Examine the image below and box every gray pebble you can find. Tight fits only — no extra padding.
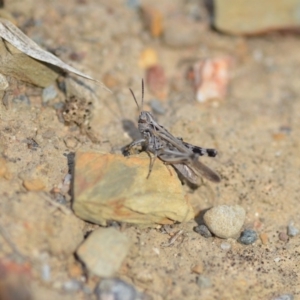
[63,280,82,293]
[196,275,211,289]
[42,85,58,103]
[53,102,65,110]
[272,294,294,300]
[126,0,140,9]
[95,278,140,300]
[41,263,51,282]
[12,94,30,105]
[149,99,166,115]
[194,224,212,238]
[203,205,246,238]
[238,229,257,245]
[287,222,299,237]
[54,193,67,205]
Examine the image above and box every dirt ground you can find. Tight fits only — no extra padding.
[0,0,300,299]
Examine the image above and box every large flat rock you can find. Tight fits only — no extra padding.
[73,152,194,225]
[214,0,300,35]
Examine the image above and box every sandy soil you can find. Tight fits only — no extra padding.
[0,0,300,299]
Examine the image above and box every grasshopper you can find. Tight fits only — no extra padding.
[126,80,221,185]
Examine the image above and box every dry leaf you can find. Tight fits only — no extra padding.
[0,18,96,82]
[0,38,59,87]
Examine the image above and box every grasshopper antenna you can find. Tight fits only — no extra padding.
[141,78,144,111]
[129,88,140,112]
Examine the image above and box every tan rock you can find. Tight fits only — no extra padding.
[23,178,45,191]
[138,48,158,69]
[73,152,194,225]
[140,5,163,38]
[68,261,83,278]
[191,262,204,274]
[214,0,300,35]
[77,227,131,277]
[259,232,269,245]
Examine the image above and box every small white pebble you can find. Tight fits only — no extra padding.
[274,257,281,263]
[41,263,51,282]
[287,222,299,237]
[153,247,160,255]
[253,49,263,61]
[220,242,231,251]
[63,280,81,292]
[64,173,72,185]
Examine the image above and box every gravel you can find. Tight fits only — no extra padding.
[287,222,299,237]
[272,294,294,300]
[95,278,142,300]
[12,94,30,105]
[42,85,58,103]
[279,232,289,242]
[194,224,213,238]
[238,229,258,245]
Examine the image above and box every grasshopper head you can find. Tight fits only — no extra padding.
[138,111,153,132]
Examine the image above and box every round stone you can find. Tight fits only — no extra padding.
[203,205,246,238]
